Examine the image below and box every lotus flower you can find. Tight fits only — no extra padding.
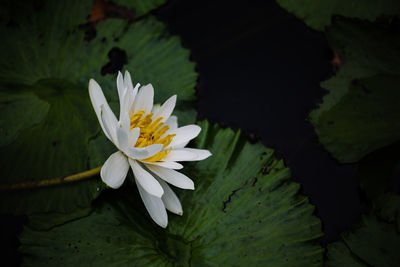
[89,71,211,227]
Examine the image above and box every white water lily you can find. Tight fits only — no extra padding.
[89,71,211,228]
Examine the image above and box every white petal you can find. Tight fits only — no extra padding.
[119,73,136,132]
[132,84,154,115]
[100,151,129,189]
[146,165,194,190]
[89,79,114,141]
[170,148,212,161]
[128,127,140,147]
[129,83,140,117]
[185,148,212,160]
[154,95,176,122]
[174,141,190,149]
[125,144,163,160]
[156,178,183,215]
[120,116,131,134]
[116,71,125,113]
[163,150,198,162]
[168,125,201,148]
[151,104,161,114]
[135,179,168,228]
[144,161,183,170]
[119,89,132,131]
[100,104,119,147]
[116,127,128,151]
[140,144,165,158]
[129,159,164,197]
[165,115,178,130]
[123,70,134,92]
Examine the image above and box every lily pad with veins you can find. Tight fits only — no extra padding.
[276,0,400,31]
[0,0,197,216]
[309,18,400,163]
[20,121,324,266]
[326,194,400,267]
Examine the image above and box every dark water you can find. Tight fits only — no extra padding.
[157,0,361,243]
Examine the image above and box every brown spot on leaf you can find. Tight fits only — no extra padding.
[88,0,136,26]
[88,0,106,24]
[331,49,341,67]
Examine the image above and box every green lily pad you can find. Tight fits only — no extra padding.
[0,0,197,216]
[326,199,400,267]
[310,18,400,163]
[0,0,92,85]
[20,121,324,266]
[276,0,400,31]
[312,74,400,163]
[0,90,49,147]
[28,207,92,231]
[325,241,365,267]
[0,0,196,106]
[311,18,400,119]
[373,193,400,231]
[0,80,105,215]
[95,17,197,111]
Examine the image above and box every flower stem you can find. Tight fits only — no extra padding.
[0,166,102,191]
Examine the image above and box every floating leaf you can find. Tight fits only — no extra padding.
[373,193,400,230]
[0,80,104,215]
[311,18,400,119]
[276,0,400,31]
[93,18,198,113]
[0,0,197,216]
[312,74,400,163]
[0,0,196,108]
[27,207,92,231]
[0,0,93,85]
[0,90,49,147]
[20,121,324,266]
[310,18,400,163]
[325,241,365,267]
[326,200,400,267]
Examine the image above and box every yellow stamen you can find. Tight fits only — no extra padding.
[143,147,172,162]
[130,111,145,129]
[130,110,176,162]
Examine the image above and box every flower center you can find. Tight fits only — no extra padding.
[130,110,175,162]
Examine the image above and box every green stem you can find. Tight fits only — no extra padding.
[0,166,102,191]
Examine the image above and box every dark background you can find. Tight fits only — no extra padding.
[2,0,364,265]
[157,0,361,243]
